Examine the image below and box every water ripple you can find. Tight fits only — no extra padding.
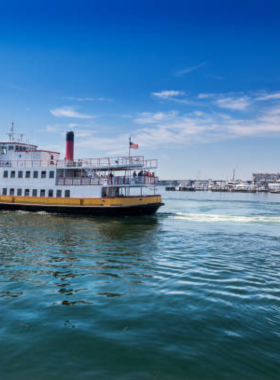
[0,192,280,379]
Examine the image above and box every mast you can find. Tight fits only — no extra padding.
[128,137,131,159]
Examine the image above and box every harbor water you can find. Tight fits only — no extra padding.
[1,189,280,379]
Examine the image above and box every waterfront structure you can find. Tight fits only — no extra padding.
[253,173,280,185]
[268,182,280,193]
[0,129,163,215]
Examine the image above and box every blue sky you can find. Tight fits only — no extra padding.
[1,0,280,179]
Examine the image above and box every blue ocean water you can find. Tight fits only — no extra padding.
[0,189,280,379]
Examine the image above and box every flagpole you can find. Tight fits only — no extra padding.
[128,137,131,159]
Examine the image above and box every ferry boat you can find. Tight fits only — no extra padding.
[0,127,163,216]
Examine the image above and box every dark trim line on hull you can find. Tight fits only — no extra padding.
[0,202,164,216]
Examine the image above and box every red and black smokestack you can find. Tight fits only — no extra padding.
[65,131,74,161]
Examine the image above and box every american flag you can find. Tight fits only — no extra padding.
[130,141,138,149]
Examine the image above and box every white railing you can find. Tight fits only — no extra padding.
[107,176,158,186]
[56,156,158,169]
[56,175,159,186]
[0,156,158,169]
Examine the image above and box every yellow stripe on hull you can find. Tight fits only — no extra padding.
[0,195,162,207]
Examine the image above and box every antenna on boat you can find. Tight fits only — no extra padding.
[6,122,15,141]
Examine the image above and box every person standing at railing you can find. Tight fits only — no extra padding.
[108,172,114,185]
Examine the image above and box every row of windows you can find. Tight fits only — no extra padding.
[1,146,39,154]
[3,170,55,179]
[2,188,70,198]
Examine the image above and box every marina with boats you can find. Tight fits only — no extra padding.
[164,173,280,194]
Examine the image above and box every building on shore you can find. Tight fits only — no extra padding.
[253,173,280,185]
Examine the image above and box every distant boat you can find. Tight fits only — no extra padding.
[165,186,176,191]
[178,182,196,191]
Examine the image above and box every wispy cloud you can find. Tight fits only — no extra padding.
[255,92,280,101]
[215,96,251,110]
[50,106,94,119]
[63,96,113,102]
[152,91,257,110]
[151,90,185,99]
[197,93,214,99]
[131,100,280,147]
[45,91,280,156]
[174,62,206,77]
[45,125,59,133]
[134,111,178,124]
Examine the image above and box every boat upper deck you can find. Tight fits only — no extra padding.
[0,155,158,170]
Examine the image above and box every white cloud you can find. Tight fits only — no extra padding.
[50,106,94,119]
[130,102,280,147]
[151,90,185,99]
[215,96,251,110]
[63,96,113,102]
[45,125,59,133]
[197,93,213,99]
[75,131,93,138]
[45,91,280,157]
[256,92,280,101]
[151,91,253,110]
[174,62,206,77]
[134,111,178,124]
[75,134,128,153]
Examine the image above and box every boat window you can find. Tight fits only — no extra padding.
[2,188,7,195]
[32,189,37,197]
[18,171,23,178]
[8,145,14,150]
[56,190,62,198]
[33,171,38,179]
[40,189,46,197]
[48,189,53,197]
[41,171,47,179]
[3,171,8,178]
[49,171,55,179]
[10,188,15,196]
[101,187,108,197]
[25,189,30,197]
[11,171,16,178]
[25,171,31,179]
[1,147,7,155]
[17,189,22,196]
[65,190,70,198]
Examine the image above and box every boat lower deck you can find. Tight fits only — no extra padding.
[0,195,163,216]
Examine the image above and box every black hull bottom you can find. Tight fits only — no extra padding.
[0,202,163,216]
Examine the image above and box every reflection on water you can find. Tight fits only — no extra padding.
[0,212,160,308]
[1,192,280,380]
